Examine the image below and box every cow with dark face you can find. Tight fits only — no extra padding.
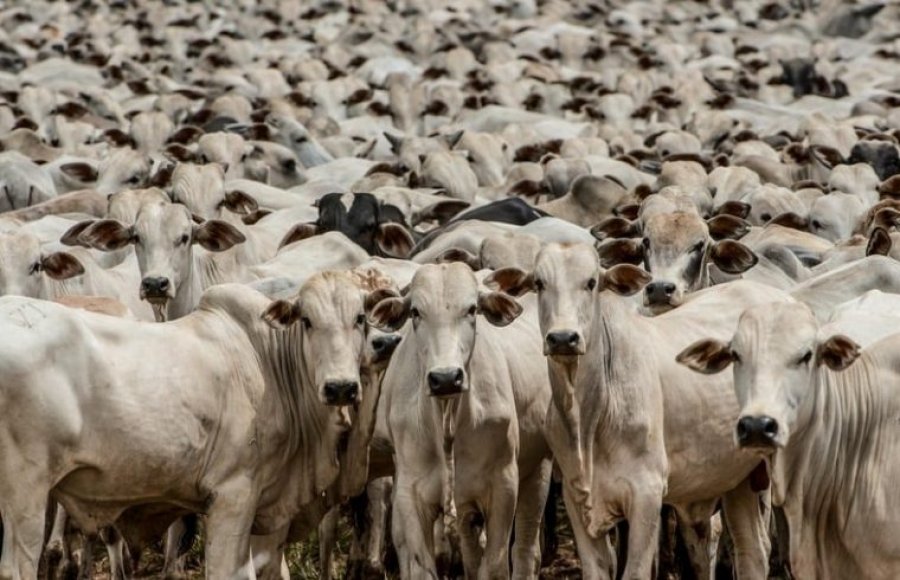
[848,141,900,181]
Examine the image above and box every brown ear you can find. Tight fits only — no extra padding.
[279,223,319,249]
[613,203,641,221]
[816,335,861,371]
[710,240,758,274]
[60,220,95,247]
[707,215,751,241]
[164,144,197,163]
[413,199,470,225]
[222,190,258,215]
[878,175,900,200]
[483,267,534,297]
[715,201,751,219]
[436,248,481,270]
[59,162,98,182]
[241,208,272,225]
[364,288,400,314]
[810,145,844,169]
[596,239,644,267]
[80,219,134,251]
[103,128,136,148]
[375,223,414,258]
[872,207,900,230]
[590,217,641,240]
[768,212,808,231]
[41,252,85,280]
[262,299,301,329]
[602,264,652,296]
[192,220,246,251]
[867,227,892,256]
[166,125,204,145]
[148,163,175,188]
[676,339,735,374]
[368,296,410,331]
[477,291,523,327]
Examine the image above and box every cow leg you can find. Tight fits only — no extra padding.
[163,515,197,579]
[561,485,615,580]
[45,504,67,577]
[619,484,664,580]
[318,507,339,580]
[250,526,289,580]
[73,533,94,580]
[0,485,49,579]
[364,477,391,578]
[480,469,518,579]
[391,477,438,578]
[511,460,551,579]
[457,502,484,577]
[673,502,717,580]
[99,526,127,580]
[203,478,256,580]
[721,478,770,579]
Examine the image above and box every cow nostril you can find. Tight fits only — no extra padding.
[736,416,752,441]
[761,416,778,437]
[159,278,170,291]
[662,282,676,295]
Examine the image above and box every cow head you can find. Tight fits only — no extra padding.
[677,302,860,454]
[170,163,258,221]
[262,271,397,406]
[369,262,522,397]
[485,243,651,359]
[0,230,84,298]
[79,202,244,319]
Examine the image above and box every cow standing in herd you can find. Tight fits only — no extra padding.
[0,0,900,578]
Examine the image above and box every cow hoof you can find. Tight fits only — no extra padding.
[45,542,63,572]
[362,562,385,580]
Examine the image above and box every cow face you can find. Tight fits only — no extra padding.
[263,272,395,406]
[0,231,84,298]
[640,212,711,312]
[80,202,244,319]
[677,303,860,454]
[485,243,650,359]
[95,148,152,195]
[369,263,522,397]
[848,141,900,181]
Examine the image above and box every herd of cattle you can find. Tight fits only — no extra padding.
[1,0,900,578]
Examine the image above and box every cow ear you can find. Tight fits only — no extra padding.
[596,238,644,268]
[368,296,410,332]
[478,291,523,327]
[59,162,98,183]
[811,145,844,169]
[103,128,135,148]
[872,207,900,230]
[867,227,892,256]
[242,208,272,225]
[590,217,640,240]
[816,335,861,371]
[80,220,135,251]
[676,339,735,374]
[602,264,652,295]
[222,190,258,215]
[60,220,95,247]
[483,267,534,297]
[436,248,481,270]
[768,212,809,231]
[383,132,404,154]
[262,299,301,329]
[413,199,470,225]
[279,223,319,249]
[715,201,751,219]
[192,220,246,251]
[148,162,175,188]
[164,144,197,163]
[364,288,400,315]
[376,223,414,258]
[443,130,465,149]
[41,252,85,280]
[711,240,758,274]
[707,215,751,241]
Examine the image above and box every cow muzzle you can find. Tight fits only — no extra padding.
[370,334,401,365]
[322,380,360,406]
[544,330,584,356]
[140,276,172,302]
[644,281,676,307]
[427,367,465,397]
[736,415,779,450]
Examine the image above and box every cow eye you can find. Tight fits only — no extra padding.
[29,262,42,275]
[760,212,772,222]
[798,350,812,365]
[692,242,705,253]
[534,279,545,292]
[301,316,312,330]
[133,234,142,245]
[731,350,741,364]
[126,174,141,185]
[410,307,420,320]
[178,234,190,246]
[811,220,822,230]
[467,305,477,316]
[586,278,597,291]
[355,313,365,326]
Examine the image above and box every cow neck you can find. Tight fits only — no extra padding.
[257,320,343,510]
[776,353,885,575]
[168,249,205,320]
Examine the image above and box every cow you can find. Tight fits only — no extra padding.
[0,271,392,578]
[486,243,788,579]
[677,301,900,579]
[369,262,553,579]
